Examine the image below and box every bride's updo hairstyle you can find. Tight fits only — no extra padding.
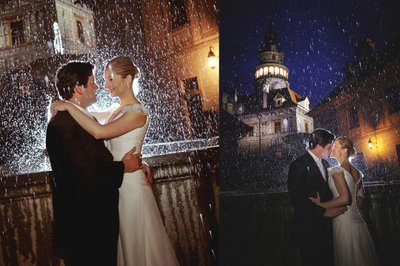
[336,136,356,158]
[105,56,141,81]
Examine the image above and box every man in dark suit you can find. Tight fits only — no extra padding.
[288,128,346,266]
[46,61,141,266]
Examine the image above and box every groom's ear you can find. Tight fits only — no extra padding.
[74,85,84,95]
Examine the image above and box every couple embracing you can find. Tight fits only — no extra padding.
[46,57,179,266]
[288,128,379,266]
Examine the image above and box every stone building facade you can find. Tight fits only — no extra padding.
[141,0,219,138]
[0,0,95,73]
[310,38,400,181]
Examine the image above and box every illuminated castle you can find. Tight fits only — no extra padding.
[236,25,314,151]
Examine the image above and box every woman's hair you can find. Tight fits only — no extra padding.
[336,136,356,157]
[55,61,94,100]
[105,56,140,80]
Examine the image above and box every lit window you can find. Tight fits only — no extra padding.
[279,68,283,76]
[263,66,268,75]
[260,67,263,76]
[274,66,279,75]
[269,66,273,75]
[283,118,289,132]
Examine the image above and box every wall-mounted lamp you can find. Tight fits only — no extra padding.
[368,138,376,149]
[208,46,217,69]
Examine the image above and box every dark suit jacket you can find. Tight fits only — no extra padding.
[287,152,333,264]
[46,111,124,265]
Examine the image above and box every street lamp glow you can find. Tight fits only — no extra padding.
[368,138,373,149]
[208,46,217,69]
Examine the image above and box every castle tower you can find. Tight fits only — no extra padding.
[254,24,289,109]
[237,24,314,152]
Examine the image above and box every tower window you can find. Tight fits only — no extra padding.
[274,120,281,133]
[0,59,6,71]
[396,144,400,166]
[274,95,285,107]
[10,20,25,46]
[262,121,268,136]
[76,20,85,43]
[249,126,254,137]
[387,86,400,114]
[169,0,189,30]
[348,105,359,128]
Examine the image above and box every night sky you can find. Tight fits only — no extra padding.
[220,0,400,105]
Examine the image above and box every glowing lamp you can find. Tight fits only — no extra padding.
[208,46,217,69]
[368,138,374,149]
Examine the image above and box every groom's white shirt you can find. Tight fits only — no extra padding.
[67,101,95,119]
[308,149,327,181]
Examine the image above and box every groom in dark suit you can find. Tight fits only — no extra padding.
[288,128,346,266]
[46,61,141,266]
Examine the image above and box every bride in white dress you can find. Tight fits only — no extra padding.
[309,136,379,266]
[52,56,179,266]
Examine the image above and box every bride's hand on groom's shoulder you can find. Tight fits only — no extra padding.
[50,100,70,115]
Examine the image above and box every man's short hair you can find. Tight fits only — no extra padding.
[55,61,94,100]
[308,128,336,149]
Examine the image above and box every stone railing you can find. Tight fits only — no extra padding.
[0,147,219,266]
[220,184,400,266]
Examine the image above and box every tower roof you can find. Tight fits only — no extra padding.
[256,23,286,77]
[260,23,280,53]
[287,87,304,104]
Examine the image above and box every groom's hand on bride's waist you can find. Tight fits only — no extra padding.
[142,162,154,186]
[323,206,347,218]
[122,147,142,173]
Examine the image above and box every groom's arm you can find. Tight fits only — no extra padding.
[323,207,347,217]
[47,115,124,189]
[288,160,326,220]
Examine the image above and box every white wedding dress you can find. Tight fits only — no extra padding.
[328,166,379,266]
[105,103,179,266]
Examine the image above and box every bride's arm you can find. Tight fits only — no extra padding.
[52,101,146,139]
[309,171,351,209]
